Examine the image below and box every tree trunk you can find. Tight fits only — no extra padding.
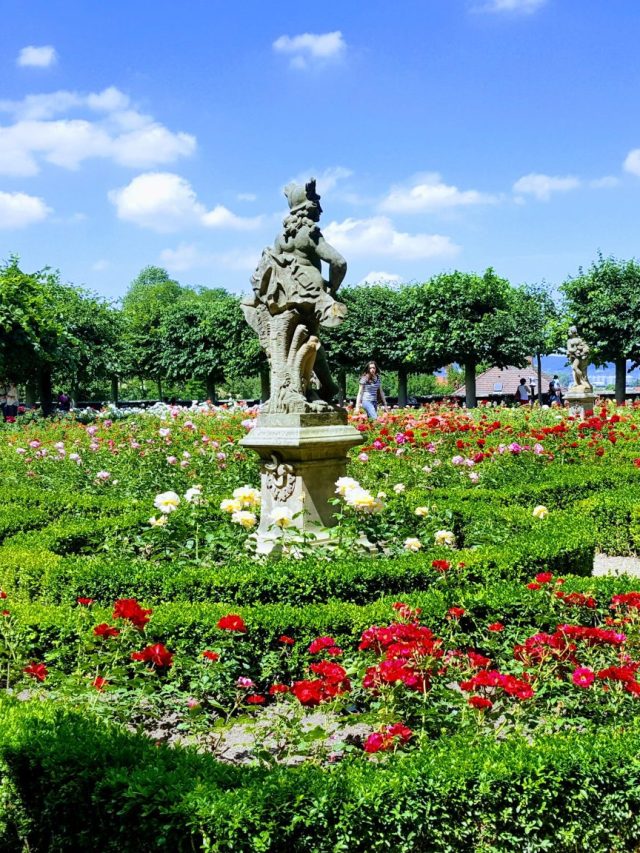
[536,353,543,405]
[260,364,270,403]
[39,366,54,417]
[336,369,347,406]
[157,379,163,402]
[206,375,216,403]
[111,376,119,406]
[464,360,477,409]
[397,366,408,407]
[615,357,627,405]
[25,379,37,406]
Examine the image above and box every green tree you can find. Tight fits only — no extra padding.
[160,288,262,401]
[561,254,640,404]
[413,269,530,408]
[50,285,123,402]
[121,266,183,398]
[325,283,429,404]
[514,283,563,403]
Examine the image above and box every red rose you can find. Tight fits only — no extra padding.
[246,694,266,705]
[447,607,465,620]
[24,662,48,682]
[131,642,174,668]
[0,590,7,599]
[94,623,120,638]
[535,572,553,584]
[468,695,493,710]
[431,559,451,572]
[488,622,504,632]
[202,650,219,661]
[269,683,289,695]
[217,614,247,632]
[308,635,338,655]
[77,597,95,606]
[92,676,108,691]
[113,598,152,629]
[279,635,295,645]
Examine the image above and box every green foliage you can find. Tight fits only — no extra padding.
[3,697,640,851]
[561,253,640,366]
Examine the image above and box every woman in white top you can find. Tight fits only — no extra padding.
[515,377,530,405]
[355,361,388,419]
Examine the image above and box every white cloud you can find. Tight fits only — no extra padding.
[273,31,346,69]
[110,172,262,233]
[358,271,402,286]
[237,192,257,202]
[160,243,259,273]
[476,0,547,13]
[624,149,640,177]
[91,259,110,271]
[288,166,353,200]
[379,172,499,213]
[512,173,581,201]
[17,45,57,68]
[590,176,620,189]
[0,87,195,176]
[323,216,460,260]
[0,190,51,228]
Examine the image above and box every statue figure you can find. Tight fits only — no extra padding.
[566,325,593,392]
[242,178,347,413]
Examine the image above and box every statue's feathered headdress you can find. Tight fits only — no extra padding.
[284,178,321,213]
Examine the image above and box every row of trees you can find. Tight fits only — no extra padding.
[2,254,639,409]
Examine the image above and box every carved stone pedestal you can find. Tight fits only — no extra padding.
[564,386,596,417]
[565,388,596,416]
[240,410,363,554]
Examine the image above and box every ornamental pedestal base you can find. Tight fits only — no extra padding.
[239,411,363,554]
[565,388,596,416]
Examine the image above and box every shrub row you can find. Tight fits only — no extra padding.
[2,698,640,852]
[5,574,635,666]
[0,507,595,606]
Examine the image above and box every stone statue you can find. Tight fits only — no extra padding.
[242,178,347,413]
[566,325,593,393]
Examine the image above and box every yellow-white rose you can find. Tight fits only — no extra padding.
[532,505,549,520]
[154,491,181,514]
[414,506,430,517]
[393,483,406,494]
[271,506,294,528]
[220,498,242,514]
[335,477,360,497]
[404,537,422,552]
[434,529,456,548]
[345,487,379,512]
[184,486,204,504]
[231,510,257,529]
[232,485,261,509]
[148,515,168,527]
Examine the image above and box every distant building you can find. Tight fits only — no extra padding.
[452,363,556,402]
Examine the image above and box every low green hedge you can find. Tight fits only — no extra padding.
[5,574,635,666]
[0,506,595,606]
[2,698,640,852]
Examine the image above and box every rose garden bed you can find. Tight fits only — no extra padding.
[3,403,640,850]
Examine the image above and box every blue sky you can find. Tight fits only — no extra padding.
[2,0,640,301]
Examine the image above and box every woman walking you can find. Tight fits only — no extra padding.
[355,361,387,419]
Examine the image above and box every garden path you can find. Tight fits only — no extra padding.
[593,554,640,577]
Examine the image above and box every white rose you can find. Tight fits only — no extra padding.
[154,491,181,514]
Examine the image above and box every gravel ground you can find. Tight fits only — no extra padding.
[593,554,640,577]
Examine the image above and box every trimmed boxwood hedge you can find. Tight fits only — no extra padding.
[2,697,640,852]
[4,574,634,667]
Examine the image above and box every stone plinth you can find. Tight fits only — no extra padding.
[240,410,363,553]
[565,387,596,415]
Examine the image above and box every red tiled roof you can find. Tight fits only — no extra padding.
[453,364,557,398]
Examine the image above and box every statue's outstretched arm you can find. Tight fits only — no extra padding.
[315,236,347,294]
